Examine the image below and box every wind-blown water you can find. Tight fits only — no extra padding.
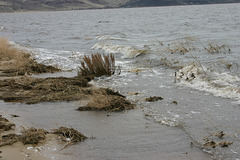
[0,3,240,159]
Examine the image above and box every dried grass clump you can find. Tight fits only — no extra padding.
[78,89,135,112]
[19,127,48,145]
[78,53,116,77]
[52,127,87,144]
[0,134,19,147]
[0,115,15,131]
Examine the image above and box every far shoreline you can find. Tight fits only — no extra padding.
[0,2,239,14]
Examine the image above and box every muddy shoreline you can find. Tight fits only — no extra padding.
[0,38,135,159]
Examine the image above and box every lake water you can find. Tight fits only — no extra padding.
[0,3,240,159]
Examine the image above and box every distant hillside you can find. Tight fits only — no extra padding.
[0,0,239,12]
[121,0,240,7]
[0,0,130,12]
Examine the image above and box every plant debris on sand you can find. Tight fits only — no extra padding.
[0,37,60,77]
[19,127,48,145]
[52,127,87,144]
[145,96,164,102]
[0,116,87,149]
[0,115,15,131]
[77,88,135,112]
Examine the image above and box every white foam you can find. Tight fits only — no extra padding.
[11,42,85,71]
[92,42,144,59]
[176,63,240,104]
[96,35,130,41]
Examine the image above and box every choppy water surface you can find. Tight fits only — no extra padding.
[0,3,240,159]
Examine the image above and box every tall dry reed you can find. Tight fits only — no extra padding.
[78,53,116,77]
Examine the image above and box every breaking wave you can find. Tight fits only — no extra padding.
[92,42,147,59]
[10,41,85,71]
[176,63,240,104]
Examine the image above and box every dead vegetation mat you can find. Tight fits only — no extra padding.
[52,127,87,143]
[0,76,91,104]
[0,116,87,148]
[0,115,15,132]
[0,75,135,111]
[78,88,135,112]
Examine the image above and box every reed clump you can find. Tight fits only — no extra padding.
[78,53,116,77]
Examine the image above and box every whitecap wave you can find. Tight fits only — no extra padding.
[176,63,240,104]
[10,41,84,71]
[92,42,146,59]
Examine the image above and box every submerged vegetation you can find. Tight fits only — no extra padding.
[204,43,231,54]
[78,53,116,77]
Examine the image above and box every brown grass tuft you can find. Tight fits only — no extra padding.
[78,88,135,112]
[78,53,116,77]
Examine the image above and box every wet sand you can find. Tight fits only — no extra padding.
[0,100,211,160]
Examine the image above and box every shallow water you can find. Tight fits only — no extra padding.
[0,100,211,160]
[1,3,240,159]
